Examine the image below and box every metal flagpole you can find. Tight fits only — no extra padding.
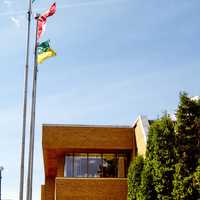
[26,13,39,200]
[0,167,3,200]
[19,0,32,199]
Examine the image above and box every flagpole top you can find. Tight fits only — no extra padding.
[35,13,40,19]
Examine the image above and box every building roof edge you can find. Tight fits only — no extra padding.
[42,123,132,129]
[132,115,150,144]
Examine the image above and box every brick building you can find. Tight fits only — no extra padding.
[41,116,149,200]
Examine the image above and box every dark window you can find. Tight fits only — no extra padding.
[102,154,117,177]
[64,153,129,178]
[88,153,102,177]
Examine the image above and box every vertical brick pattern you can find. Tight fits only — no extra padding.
[57,156,64,177]
[45,177,55,200]
[41,185,45,200]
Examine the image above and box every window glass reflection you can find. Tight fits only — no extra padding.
[64,154,73,177]
[88,154,102,177]
[103,154,117,177]
[64,153,129,178]
[74,153,87,177]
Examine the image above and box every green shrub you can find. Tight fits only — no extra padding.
[128,156,144,200]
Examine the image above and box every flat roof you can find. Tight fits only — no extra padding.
[42,124,132,129]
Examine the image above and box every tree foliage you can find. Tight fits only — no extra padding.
[138,160,157,200]
[173,93,200,199]
[145,115,176,200]
[128,155,144,200]
[127,92,200,200]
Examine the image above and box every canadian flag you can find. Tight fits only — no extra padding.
[37,2,56,40]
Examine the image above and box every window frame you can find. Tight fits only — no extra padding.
[64,152,130,178]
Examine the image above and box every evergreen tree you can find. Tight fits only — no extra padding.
[193,160,200,197]
[173,93,200,199]
[145,115,176,200]
[138,160,157,200]
[128,156,144,200]
[127,92,200,200]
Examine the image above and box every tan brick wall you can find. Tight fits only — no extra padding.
[43,125,134,176]
[118,157,125,178]
[57,156,64,177]
[45,177,55,200]
[55,178,128,200]
[43,126,133,151]
[132,129,137,159]
[134,120,146,156]
[41,122,148,200]
[41,185,45,200]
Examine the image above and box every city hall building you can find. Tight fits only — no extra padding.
[41,116,149,200]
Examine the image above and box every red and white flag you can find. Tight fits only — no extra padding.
[37,2,56,40]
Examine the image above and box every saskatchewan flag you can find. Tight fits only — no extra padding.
[37,40,56,64]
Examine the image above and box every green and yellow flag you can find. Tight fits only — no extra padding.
[37,40,56,64]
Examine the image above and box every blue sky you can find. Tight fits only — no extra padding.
[0,0,200,199]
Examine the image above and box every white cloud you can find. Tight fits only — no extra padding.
[10,16,21,27]
[57,0,125,9]
[3,0,12,8]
